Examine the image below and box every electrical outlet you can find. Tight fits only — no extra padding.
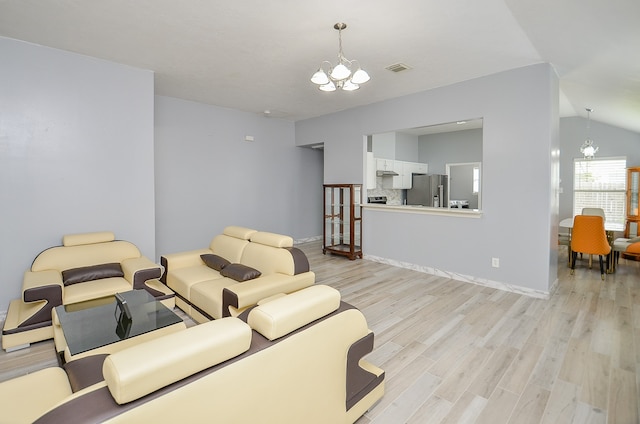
[492,257,500,268]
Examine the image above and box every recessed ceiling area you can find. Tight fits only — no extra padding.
[0,0,638,133]
[399,119,484,137]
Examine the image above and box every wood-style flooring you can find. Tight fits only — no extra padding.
[1,241,639,423]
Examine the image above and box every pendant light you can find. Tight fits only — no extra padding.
[580,108,599,159]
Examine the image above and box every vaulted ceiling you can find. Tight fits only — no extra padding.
[1,0,639,133]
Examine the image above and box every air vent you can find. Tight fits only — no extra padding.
[385,63,412,73]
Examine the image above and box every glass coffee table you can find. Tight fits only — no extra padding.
[53,290,185,363]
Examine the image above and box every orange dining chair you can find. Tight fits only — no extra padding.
[581,207,605,266]
[570,215,611,280]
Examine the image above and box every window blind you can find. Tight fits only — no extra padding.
[573,157,626,225]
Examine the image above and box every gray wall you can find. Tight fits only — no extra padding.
[559,117,640,221]
[0,37,324,319]
[296,63,559,294]
[154,96,323,256]
[0,37,156,314]
[419,128,483,174]
[371,132,395,158]
[395,132,420,161]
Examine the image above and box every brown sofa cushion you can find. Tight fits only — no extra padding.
[220,263,261,282]
[200,254,230,271]
[62,263,124,286]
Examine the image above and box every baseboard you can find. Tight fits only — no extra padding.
[364,254,551,299]
[294,235,322,244]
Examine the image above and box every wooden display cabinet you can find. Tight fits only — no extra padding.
[625,167,640,238]
[323,184,362,260]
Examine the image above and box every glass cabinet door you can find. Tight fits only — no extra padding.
[626,167,640,238]
[628,168,639,218]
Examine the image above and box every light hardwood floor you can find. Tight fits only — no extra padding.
[1,242,639,423]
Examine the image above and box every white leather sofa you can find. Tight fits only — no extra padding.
[2,232,172,351]
[161,226,315,322]
[0,285,385,424]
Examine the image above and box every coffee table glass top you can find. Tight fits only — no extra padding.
[54,290,182,356]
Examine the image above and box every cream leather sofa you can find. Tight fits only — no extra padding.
[0,285,385,424]
[161,226,315,322]
[2,232,172,351]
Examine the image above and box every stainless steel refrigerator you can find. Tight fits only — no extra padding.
[406,174,448,207]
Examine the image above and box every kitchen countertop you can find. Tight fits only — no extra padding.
[363,203,482,218]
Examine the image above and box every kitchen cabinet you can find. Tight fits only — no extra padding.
[323,184,362,260]
[392,161,405,188]
[380,160,428,189]
[366,152,377,189]
[415,163,428,174]
[376,158,394,172]
[372,157,428,190]
[402,161,428,188]
[626,167,640,237]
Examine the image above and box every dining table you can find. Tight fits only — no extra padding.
[559,217,625,273]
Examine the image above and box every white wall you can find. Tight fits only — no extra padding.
[0,37,156,314]
[296,64,559,295]
[154,96,323,257]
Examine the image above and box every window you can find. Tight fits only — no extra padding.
[573,157,626,226]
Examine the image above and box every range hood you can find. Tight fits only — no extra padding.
[376,170,399,177]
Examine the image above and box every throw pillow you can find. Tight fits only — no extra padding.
[201,254,230,271]
[220,263,262,282]
[62,263,124,286]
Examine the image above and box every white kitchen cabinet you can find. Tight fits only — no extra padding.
[381,160,409,189]
[403,162,428,188]
[415,163,428,174]
[400,162,415,188]
[366,152,377,189]
[376,158,394,171]
[392,161,404,188]
[378,159,428,189]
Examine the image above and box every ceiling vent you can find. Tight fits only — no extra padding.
[385,63,412,73]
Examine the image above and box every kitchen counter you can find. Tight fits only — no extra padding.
[363,203,482,218]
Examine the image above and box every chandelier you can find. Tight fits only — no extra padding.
[310,23,370,92]
[580,108,598,159]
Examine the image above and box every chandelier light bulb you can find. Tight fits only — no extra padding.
[351,68,370,84]
[319,81,336,92]
[581,139,598,159]
[342,80,360,91]
[311,69,330,85]
[330,63,351,80]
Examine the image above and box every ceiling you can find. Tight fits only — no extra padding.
[1,0,639,133]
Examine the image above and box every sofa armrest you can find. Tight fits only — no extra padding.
[121,257,163,291]
[222,272,315,317]
[160,249,213,283]
[16,270,64,327]
[23,269,63,294]
[346,331,385,410]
